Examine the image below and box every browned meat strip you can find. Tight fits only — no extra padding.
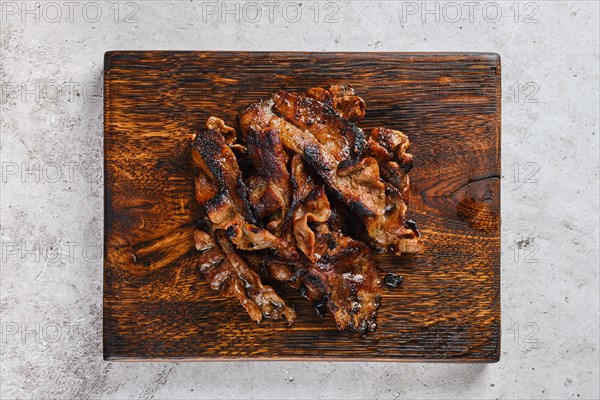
[292,185,381,333]
[316,226,382,334]
[192,86,421,333]
[238,97,385,215]
[194,229,296,324]
[305,85,366,123]
[380,161,411,204]
[370,127,413,198]
[272,90,366,164]
[192,128,254,222]
[361,184,422,254]
[192,129,296,259]
[269,115,386,216]
[244,125,291,236]
[361,127,420,253]
[292,174,330,263]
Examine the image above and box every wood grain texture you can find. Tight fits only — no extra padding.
[103,52,501,361]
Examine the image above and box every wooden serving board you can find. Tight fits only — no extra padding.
[103,52,501,361]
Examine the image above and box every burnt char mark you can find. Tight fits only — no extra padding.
[405,219,420,238]
[348,199,375,217]
[236,175,257,225]
[304,187,322,202]
[300,273,327,298]
[326,235,337,250]
[193,130,225,182]
[313,295,329,317]
[349,124,366,159]
[290,169,300,193]
[204,189,228,211]
[316,243,364,269]
[384,185,399,197]
[225,224,237,238]
[265,132,288,178]
[299,284,307,298]
[318,100,339,118]
[384,273,404,288]
[264,129,278,147]
[195,218,211,232]
[401,159,414,174]
[337,159,354,170]
[249,128,287,181]
[303,144,332,173]
[244,127,261,149]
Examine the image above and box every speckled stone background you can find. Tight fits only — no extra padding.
[1,1,598,399]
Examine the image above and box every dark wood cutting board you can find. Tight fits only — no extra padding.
[103,52,501,361]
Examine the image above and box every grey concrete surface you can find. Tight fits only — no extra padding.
[1,1,599,399]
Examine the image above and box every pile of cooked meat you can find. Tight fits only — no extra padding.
[191,85,422,335]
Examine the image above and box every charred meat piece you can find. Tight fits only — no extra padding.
[269,114,386,216]
[192,128,254,221]
[370,128,413,194]
[379,161,411,204]
[316,227,382,334]
[384,273,404,288]
[292,185,381,333]
[292,176,331,263]
[272,92,420,255]
[272,90,366,164]
[192,127,297,323]
[239,95,386,217]
[191,85,421,333]
[362,184,422,254]
[288,159,381,333]
[305,85,366,123]
[194,229,296,324]
[244,124,291,236]
[192,128,297,259]
[360,127,420,253]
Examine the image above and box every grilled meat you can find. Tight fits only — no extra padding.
[192,127,296,259]
[292,183,381,333]
[191,85,421,333]
[272,90,366,163]
[362,127,421,253]
[244,124,291,236]
[239,89,421,255]
[305,85,366,123]
[194,229,296,324]
[191,122,298,323]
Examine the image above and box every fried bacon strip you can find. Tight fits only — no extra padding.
[239,100,386,217]
[290,163,381,333]
[368,127,413,202]
[192,120,297,323]
[192,126,296,259]
[244,123,291,237]
[272,90,366,164]
[239,89,421,255]
[194,229,296,324]
[191,86,421,333]
[305,85,366,123]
